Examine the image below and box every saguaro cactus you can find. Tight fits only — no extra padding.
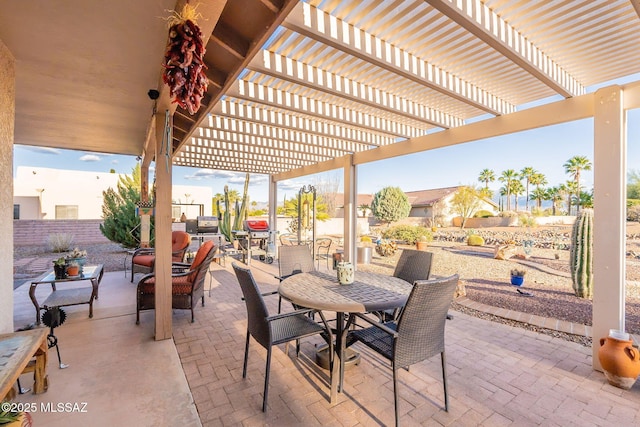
[219,186,232,243]
[570,208,594,298]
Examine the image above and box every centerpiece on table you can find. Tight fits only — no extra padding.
[65,247,87,274]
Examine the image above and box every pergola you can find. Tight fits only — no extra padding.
[1,0,638,369]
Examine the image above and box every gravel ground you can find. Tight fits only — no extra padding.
[358,238,640,345]
[14,231,640,345]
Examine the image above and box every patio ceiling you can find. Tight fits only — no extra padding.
[2,1,640,173]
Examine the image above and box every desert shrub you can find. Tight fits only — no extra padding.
[467,235,485,246]
[519,215,537,227]
[531,207,551,217]
[474,210,494,218]
[47,233,75,252]
[370,187,411,224]
[628,205,640,222]
[382,225,432,244]
[498,210,518,217]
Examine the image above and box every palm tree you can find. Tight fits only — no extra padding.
[557,183,570,215]
[511,180,525,211]
[499,169,518,211]
[563,155,592,213]
[565,180,580,215]
[519,167,536,211]
[478,169,496,190]
[531,187,547,209]
[545,186,564,215]
[499,186,508,211]
[530,172,547,190]
[579,190,594,208]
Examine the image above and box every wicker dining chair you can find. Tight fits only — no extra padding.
[275,244,316,312]
[375,249,434,322]
[347,275,459,427]
[232,262,333,412]
[314,237,333,270]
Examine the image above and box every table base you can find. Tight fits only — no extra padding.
[316,346,360,371]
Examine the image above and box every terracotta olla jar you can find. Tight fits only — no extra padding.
[598,333,640,389]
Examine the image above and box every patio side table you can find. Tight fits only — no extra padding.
[29,264,104,325]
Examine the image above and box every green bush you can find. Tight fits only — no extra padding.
[467,235,485,246]
[473,210,493,218]
[382,225,432,244]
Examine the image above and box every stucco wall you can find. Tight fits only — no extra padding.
[0,40,14,333]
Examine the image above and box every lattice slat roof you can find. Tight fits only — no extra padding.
[173,0,640,175]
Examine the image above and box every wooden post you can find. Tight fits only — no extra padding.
[154,110,173,340]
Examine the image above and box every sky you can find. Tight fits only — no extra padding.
[13,94,640,205]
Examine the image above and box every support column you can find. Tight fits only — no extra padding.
[343,155,357,265]
[154,110,173,340]
[268,175,277,234]
[593,85,627,369]
[139,163,151,247]
[0,40,15,333]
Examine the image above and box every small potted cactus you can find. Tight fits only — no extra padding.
[416,235,429,251]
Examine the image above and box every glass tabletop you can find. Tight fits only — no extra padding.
[34,264,104,284]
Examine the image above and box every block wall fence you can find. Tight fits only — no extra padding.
[14,220,109,246]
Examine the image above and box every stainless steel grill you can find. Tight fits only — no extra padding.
[244,220,270,239]
[197,216,218,234]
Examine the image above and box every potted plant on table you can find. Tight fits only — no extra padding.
[66,261,80,277]
[65,247,87,274]
[510,268,526,286]
[53,257,67,279]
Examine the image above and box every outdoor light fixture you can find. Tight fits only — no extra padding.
[147,89,160,100]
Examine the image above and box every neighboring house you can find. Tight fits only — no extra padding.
[405,186,498,226]
[327,187,497,226]
[331,194,374,218]
[13,166,213,220]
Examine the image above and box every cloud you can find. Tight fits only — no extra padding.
[79,154,101,162]
[111,159,119,164]
[184,169,236,180]
[249,175,268,186]
[278,180,302,191]
[20,146,61,155]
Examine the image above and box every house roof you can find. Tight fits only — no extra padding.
[406,186,499,208]
[2,1,640,175]
[405,187,461,207]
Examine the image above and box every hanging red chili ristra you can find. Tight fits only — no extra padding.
[162,5,208,115]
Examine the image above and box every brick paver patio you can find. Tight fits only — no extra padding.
[168,260,640,426]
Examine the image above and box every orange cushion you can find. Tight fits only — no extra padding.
[188,241,214,282]
[133,254,155,267]
[139,275,192,295]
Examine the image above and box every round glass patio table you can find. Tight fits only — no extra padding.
[279,270,411,403]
